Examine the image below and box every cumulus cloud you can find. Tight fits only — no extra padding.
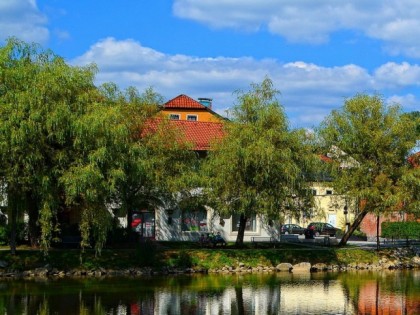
[173,0,420,57]
[72,38,420,128]
[0,0,48,44]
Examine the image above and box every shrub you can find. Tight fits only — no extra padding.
[382,221,420,240]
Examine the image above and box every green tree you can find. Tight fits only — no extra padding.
[317,94,418,247]
[0,38,99,253]
[0,38,198,255]
[203,78,316,246]
[99,85,198,241]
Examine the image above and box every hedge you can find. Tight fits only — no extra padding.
[381,221,420,240]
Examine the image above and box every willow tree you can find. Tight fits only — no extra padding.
[97,85,198,241]
[317,94,418,247]
[203,78,316,246]
[0,38,99,253]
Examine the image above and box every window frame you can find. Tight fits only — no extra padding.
[181,208,208,232]
[169,113,180,120]
[186,114,198,121]
[231,213,258,233]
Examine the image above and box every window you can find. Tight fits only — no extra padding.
[131,211,155,238]
[312,189,317,196]
[232,214,257,232]
[187,115,197,121]
[169,114,180,120]
[181,209,207,232]
[326,190,333,195]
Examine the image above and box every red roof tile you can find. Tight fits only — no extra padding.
[408,151,420,167]
[164,94,207,110]
[144,119,225,151]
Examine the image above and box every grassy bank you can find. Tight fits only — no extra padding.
[1,241,408,272]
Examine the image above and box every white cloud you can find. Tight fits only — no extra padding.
[0,0,48,44]
[73,38,420,128]
[173,0,420,57]
[374,62,420,88]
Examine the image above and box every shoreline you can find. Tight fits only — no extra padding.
[1,245,419,279]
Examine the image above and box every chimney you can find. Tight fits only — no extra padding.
[198,97,212,109]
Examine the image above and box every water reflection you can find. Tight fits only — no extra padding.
[0,270,419,314]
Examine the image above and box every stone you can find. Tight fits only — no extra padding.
[276,263,292,272]
[311,263,328,271]
[292,262,311,273]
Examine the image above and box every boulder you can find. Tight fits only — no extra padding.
[292,262,311,273]
[276,263,292,272]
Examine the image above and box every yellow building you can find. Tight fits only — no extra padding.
[160,94,226,123]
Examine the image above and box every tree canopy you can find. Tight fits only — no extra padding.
[203,78,317,245]
[317,94,419,246]
[0,38,198,254]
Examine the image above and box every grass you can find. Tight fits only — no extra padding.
[0,241,406,272]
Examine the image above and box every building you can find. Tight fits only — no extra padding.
[360,151,420,240]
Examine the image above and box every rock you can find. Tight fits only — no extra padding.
[276,263,292,272]
[292,262,311,273]
[310,263,325,271]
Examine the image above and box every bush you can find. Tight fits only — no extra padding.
[382,221,420,240]
[0,222,28,246]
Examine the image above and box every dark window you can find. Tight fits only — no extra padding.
[232,214,257,232]
[181,209,207,232]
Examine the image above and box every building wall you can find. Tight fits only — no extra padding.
[160,109,223,123]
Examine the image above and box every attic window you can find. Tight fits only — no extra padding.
[169,114,180,120]
[187,115,197,121]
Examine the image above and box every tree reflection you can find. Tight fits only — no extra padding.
[0,271,418,314]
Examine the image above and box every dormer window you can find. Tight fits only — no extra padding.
[187,115,198,121]
[169,114,180,120]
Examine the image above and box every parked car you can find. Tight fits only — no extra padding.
[280,224,305,235]
[306,222,338,237]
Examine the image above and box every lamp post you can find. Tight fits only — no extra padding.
[343,202,349,232]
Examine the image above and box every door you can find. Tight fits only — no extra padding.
[328,214,336,227]
[132,210,155,239]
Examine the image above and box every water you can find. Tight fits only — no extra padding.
[0,270,419,314]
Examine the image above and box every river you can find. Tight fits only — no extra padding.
[0,270,419,314]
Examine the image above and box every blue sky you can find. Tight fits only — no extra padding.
[1,1,419,128]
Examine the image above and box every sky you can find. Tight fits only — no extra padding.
[1,0,420,128]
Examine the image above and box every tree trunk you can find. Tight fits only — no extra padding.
[235,214,247,247]
[338,209,368,246]
[8,192,20,255]
[27,192,40,248]
[376,215,380,251]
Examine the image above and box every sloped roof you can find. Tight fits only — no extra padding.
[144,119,225,151]
[163,94,207,109]
[171,120,224,151]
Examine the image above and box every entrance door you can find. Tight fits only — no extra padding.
[132,210,155,239]
[328,214,337,227]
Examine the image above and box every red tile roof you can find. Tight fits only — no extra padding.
[144,119,225,151]
[164,94,207,109]
[408,151,420,167]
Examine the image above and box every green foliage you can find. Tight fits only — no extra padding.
[0,222,27,245]
[317,94,419,244]
[203,77,317,244]
[381,221,420,239]
[0,38,198,255]
[136,239,160,266]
